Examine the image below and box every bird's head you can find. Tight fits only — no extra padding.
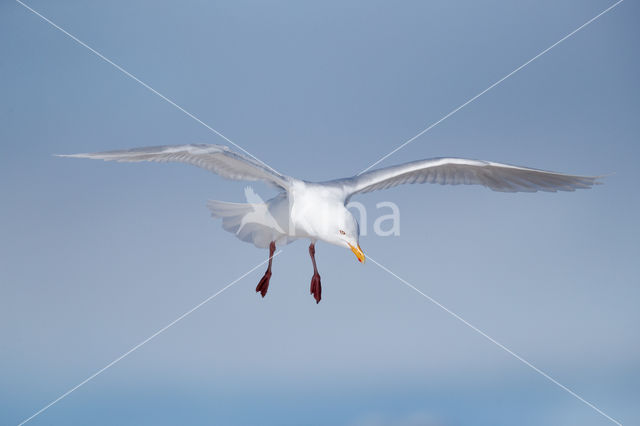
[323,207,365,263]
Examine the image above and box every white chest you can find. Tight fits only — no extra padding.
[288,183,344,238]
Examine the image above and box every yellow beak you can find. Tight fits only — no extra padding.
[348,243,365,263]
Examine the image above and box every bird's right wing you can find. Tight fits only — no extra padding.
[334,157,601,199]
[57,144,291,189]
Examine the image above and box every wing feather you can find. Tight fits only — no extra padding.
[57,144,290,189]
[332,158,601,198]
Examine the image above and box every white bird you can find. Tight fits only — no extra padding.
[59,144,601,303]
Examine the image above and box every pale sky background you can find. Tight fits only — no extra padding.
[1,0,639,425]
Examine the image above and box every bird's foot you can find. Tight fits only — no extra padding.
[256,270,272,298]
[310,272,322,304]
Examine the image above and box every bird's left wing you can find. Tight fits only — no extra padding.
[334,158,601,199]
[57,144,291,189]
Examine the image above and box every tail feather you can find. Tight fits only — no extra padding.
[206,200,254,218]
[207,200,283,248]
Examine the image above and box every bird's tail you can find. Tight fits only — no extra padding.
[207,200,255,235]
[207,200,255,219]
[206,200,275,248]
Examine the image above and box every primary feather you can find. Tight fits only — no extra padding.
[57,144,290,190]
[327,157,600,199]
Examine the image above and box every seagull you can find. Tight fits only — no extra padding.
[59,144,601,303]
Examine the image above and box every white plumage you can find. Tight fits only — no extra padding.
[59,144,601,302]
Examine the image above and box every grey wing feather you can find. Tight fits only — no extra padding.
[57,144,290,189]
[334,158,601,198]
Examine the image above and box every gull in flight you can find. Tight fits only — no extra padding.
[59,144,601,303]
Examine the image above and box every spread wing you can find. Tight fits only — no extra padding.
[57,144,290,189]
[335,158,601,199]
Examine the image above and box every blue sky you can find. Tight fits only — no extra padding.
[1,0,639,425]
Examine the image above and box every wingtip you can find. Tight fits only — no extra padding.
[54,153,89,158]
[590,174,609,186]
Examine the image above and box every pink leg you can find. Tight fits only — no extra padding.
[256,241,276,298]
[309,243,322,304]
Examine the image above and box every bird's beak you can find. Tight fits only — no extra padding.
[348,243,365,263]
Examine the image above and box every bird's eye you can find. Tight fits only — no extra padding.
[339,230,346,235]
